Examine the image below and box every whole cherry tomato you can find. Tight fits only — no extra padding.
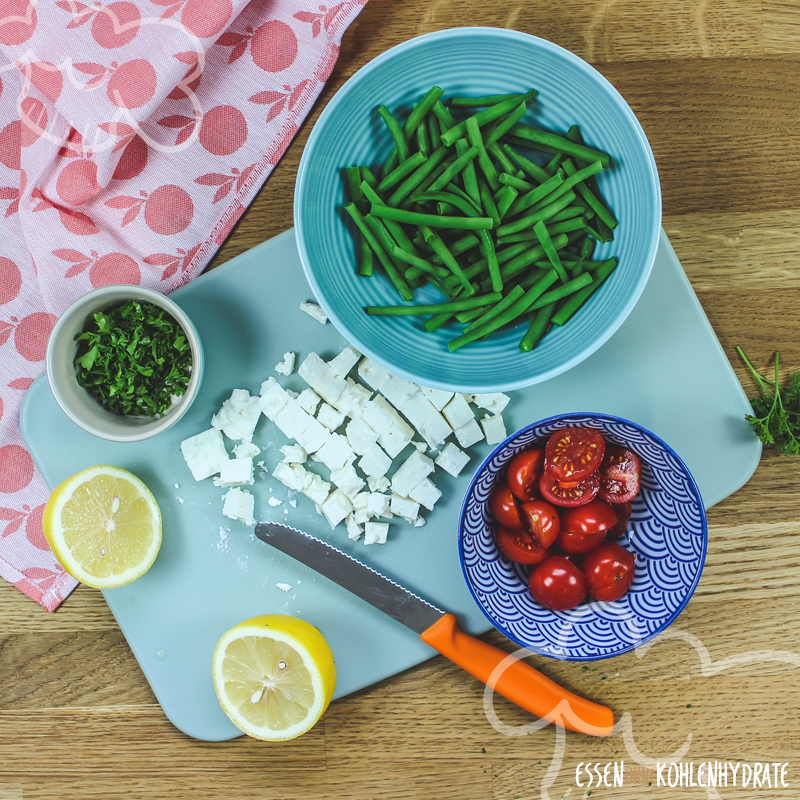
[490,482,523,528]
[544,427,605,482]
[495,525,549,565]
[507,449,545,501]
[520,499,560,548]
[557,500,617,554]
[549,546,583,567]
[580,542,636,601]
[528,556,588,611]
[608,501,632,539]
[597,446,641,504]
[539,470,599,507]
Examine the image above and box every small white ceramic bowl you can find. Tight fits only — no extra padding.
[46,285,204,443]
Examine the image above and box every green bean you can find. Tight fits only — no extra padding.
[346,166,367,211]
[497,217,586,245]
[360,165,379,190]
[529,160,604,215]
[377,152,427,192]
[478,228,502,292]
[495,185,518,220]
[371,205,493,230]
[545,152,564,177]
[595,216,614,242]
[449,93,525,108]
[428,146,479,192]
[410,190,480,217]
[533,220,568,283]
[361,181,425,261]
[496,190,576,236]
[455,138,480,207]
[485,101,529,148]
[502,135,562,157]
[412,159,452,197]
[478,178,500,228]
[445,241,532,289]
[549,204,587,223]
[445,181,481,211]
[528,272,593,312]
[506,124,611,167]
[388,146,449,205]
[448,269,558,351]
[416,117,430,157]
[358,235,374,277]
[489,142,516,175]
[440,90,537,146]
[420,225,475,294]
[405,86,444,138]
[502,144,550,184]
[365,224,450,278]
[519,302,556,351]
[466,117,501,191]
[344,203,413,300]
[499,172,534,192]
[377,105,410,162]
[464,285,525,333]
[366,291,500,316]
[432,100,457,130]
[363,213,415,275]
[506,171,564,217]
[424,312,453,332]
[455,306,488,324]
[499,234,568,283]
[427,112,442,150]
[583,220,613,244]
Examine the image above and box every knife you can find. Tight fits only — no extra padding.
[254,521,614,736]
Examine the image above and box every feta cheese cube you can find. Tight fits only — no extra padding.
[472,392,511,415]
[212,389,262,442]
[391,450,435,498]
[419,385,454,411]
[273,400,310,440]
[397,390,434,429]
[417,409,452,449]
[345,514,363,541]
[357,357,391,392]
[328,346,361,378]
[180,428,229,481]
[381,374,418,408]
[481,414,507,445]
[316,433,355,471]
[222,488,255,526]
[259,377,291,420]
[435,442,470,477]
[213,458,254,487]
[352,492,371,524]
[361,397,394,436]
[280,444,307,463]
[234,442,260,459]
[346,417,379,455]
[442,394,475,431]
[454,417,484,448]
[302,473,331,505]
[272,461,308,492]
[367,397,414,458]
[297,388,321,416]
[334,378,372,418]
[390,494,420,523]
[315,366,347,406]
[274,352,296,376]
[294,416,330,455]
[300,301,328,324]
[321,489,352,529]
[330,465,365,500]
[317,403,346,431]
[367,475,390,493]
[364,521,389,545]
[358,444,392,478]
[366,492,391,517]
[409,478,441,511]
[298,353,328,387]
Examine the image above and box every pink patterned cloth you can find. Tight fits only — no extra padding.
[0,0,367,611]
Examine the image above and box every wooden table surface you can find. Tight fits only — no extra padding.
[4,2,800,799]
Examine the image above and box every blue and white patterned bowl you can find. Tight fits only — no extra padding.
[459,413,707,660]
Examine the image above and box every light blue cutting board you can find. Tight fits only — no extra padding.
[21,228,760,741]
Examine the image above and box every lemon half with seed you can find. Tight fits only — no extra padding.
[43,465,162,589]
[213,615,336,741]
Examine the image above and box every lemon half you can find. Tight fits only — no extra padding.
[43,464,162,589]
[213,615,336,741]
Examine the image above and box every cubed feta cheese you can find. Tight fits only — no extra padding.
[259,377,291,420]
[300,301,328,324]
[328,346,361,378]
[364,521,389,545]
[366,492,390,517]
[481,414,507,445]
[366,475,390,493]
[298,353,327,387]
[373,397,414,458]
[391,450,435,498]
[419,385,454,411]
[345,514,363,541]
[321,489,352,529]
[358,444,392,478]
[381,374,418,408]
[315,366,347,407]
[274,352,296,376]
[297,388,321,415]
[213,458,254,487]
[330,465,365,500]
[280,444,307,463]
[234,441,260,459]
[454,417,484,448]
[317,403,346,431]
[222,488,255,526]
[212,389,262,442]
[417,409,452,449]
[357,357,391,392]
[180,428,229,481]
[390,494,420,523]
[435,442,470,477]
[472,392,511,415]
[334,377,372,418]
[273,400,308,439]
[316,433,355,472]
[346,417,380,455]
[397,390,434,429]
[442,394,475,431]
[294,416,330,454]
[409,478,441,511]
[352,492,371,525]
[272,461,308,492]
[302,473,331,505]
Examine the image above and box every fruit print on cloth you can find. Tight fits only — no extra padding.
[0,0,369,611]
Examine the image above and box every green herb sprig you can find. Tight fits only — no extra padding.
[737,347,800,454]
[75,300,192,417]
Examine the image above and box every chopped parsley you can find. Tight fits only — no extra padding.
[75,299,192,417]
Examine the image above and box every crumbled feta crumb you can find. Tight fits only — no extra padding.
[289,499,297,508]
[280,443,307,464]
[364,521,389,545]
[480,413,507,445]
[346,514,363,541]
[302,473,331,505]
[268,496,283,507]
[274,352,296,376]
[276,583,292,592]
[234,441,261,459]
[367,474,390,493]
[300,301,328,324]
[222,488,255,526]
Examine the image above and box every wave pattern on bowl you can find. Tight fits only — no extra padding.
[459,414,706,660]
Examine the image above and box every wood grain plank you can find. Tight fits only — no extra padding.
[0,583,117,633]
[764,0,800,53]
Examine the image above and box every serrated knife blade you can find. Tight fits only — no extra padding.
[254,521,615,737]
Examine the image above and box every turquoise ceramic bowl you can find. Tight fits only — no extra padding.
[295,28,661,393]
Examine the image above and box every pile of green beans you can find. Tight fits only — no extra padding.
[343,86,619,352]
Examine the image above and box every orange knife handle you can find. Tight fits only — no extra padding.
[420,613,614,736]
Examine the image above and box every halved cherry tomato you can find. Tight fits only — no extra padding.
[556,527,606,554]
[539,470,599,507]
[545,427,605,482]
[507,449,545,501]
[580,542,636,601]
[608,501,632,539]
[520,499,560,548]
[560,500,618,536]
[597,446,641,504]
[528,556,588,611]
[490,483,523,528]
[495,525,549,565]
